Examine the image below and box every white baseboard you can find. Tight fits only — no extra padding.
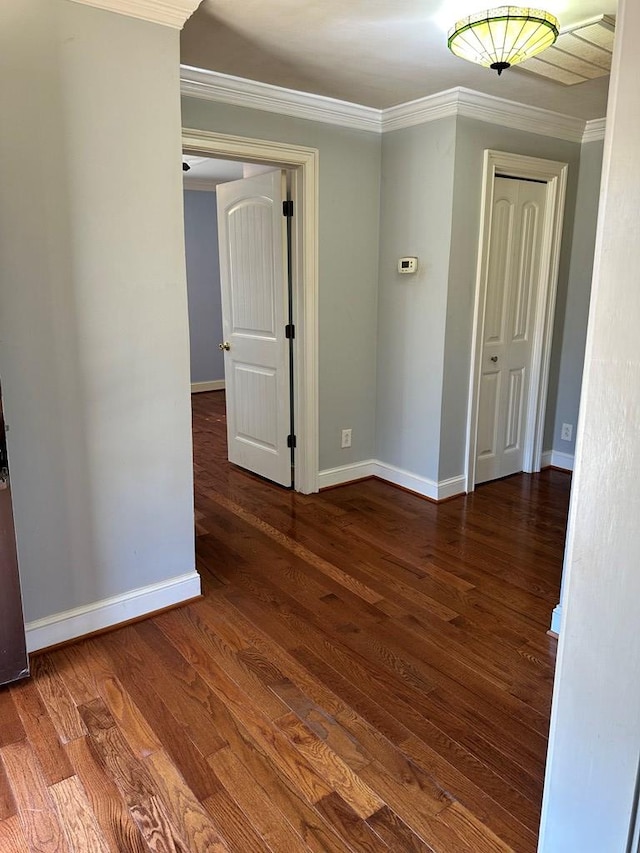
[191,380,225,393]
[318,460,377,489]
[436,474,468,501]
[373,461,465,501]
[550,603,563,636]
[318,459,466,501]
[542,450,574,471]
[25,571,201,653]
[372,460,439,500]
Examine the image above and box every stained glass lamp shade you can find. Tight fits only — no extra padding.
[448,7,560,75]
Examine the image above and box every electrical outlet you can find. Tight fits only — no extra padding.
[341,428,352,449]
[561,423,573,442]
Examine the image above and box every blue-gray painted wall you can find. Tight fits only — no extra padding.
[183,189,224,384]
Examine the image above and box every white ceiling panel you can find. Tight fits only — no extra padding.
[181,0,617,118]
[518,15,615,86]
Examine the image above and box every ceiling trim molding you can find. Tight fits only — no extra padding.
[582,118,607,144]
[381,90,459,132]
[179,65,606,144]
[453,87,586,143]
[67,0,201,28]
[180,66,381,133]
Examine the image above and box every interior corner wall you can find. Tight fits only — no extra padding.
[550,139,604,459]
[183,189,225,384]
[375,117,457,484]
[0,1,195,625]
[539,0,640,844]
[181,97,381,472]
[439,116,582,481]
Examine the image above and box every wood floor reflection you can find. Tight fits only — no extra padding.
[0,390,569,852]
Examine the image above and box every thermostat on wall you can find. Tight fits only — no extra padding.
[398,257,418,274]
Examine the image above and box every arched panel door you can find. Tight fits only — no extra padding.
[217,171,293,487]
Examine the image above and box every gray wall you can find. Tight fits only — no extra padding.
[549,140,604,457]
[181,97,382,472]
[376,118,457,482]
[183,190,224,384]
[0,0,603,650]
[540,1,640,845]
[375,115,591,485]
[440,117,583,480]
[0,1,194,623]
[180,99,601,484]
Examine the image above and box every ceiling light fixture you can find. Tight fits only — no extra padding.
[448,6,560,76]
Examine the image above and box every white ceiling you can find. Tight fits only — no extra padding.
[182,156,244,183]
[181,0,617,119]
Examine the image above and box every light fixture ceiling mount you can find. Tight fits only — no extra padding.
[448,6,560,75]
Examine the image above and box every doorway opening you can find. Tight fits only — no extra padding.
[465,150,568,493]
[181,129,319,495]
[185,160,293,487]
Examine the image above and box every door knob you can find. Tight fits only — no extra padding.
[490,355,498,363]
[219,342,231,351]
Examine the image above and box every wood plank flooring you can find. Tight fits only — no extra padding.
[0,390,570,851]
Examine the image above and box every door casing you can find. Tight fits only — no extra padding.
[465,150,568,493]
[182,129,319,494]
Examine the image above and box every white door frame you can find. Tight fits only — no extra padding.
[182,128,319,494]
[465,150,568,493]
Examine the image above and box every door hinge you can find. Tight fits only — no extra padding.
[282,199,294,217]
[285,324,295,339]
[287,434,297,449]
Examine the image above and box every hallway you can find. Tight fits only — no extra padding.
[0,390,569,851]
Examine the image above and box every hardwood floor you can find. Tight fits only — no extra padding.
[0,390,570,851]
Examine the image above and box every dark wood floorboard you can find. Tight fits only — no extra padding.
[0,389,570,852]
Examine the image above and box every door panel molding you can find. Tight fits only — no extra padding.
[465,150,568,492]
[182,129,319,494]
[217,171,291,486]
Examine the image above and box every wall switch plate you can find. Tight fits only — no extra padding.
[341,428,352,449]
[561,423,573,442]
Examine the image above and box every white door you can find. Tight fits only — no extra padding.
[216,170,292,487]
[475,176,547,485]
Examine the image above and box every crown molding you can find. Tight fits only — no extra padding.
[381,89,460,132]
[68,0,201,28]
[179,66,606,145]
[183,177,220,191]
[582,117,607,144]
[454,87,587,143]
[381,88,606,143]
[180,66,381,133]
